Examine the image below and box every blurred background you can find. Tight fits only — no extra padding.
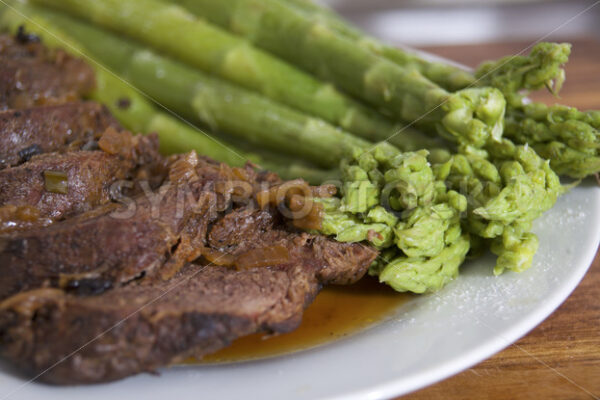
[323,0,600,46]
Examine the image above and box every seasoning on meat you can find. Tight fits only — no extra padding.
[17,143,42,163]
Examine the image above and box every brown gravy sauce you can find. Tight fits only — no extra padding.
[197,277,410,364]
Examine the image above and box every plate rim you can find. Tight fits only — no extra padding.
[0,47,599,400]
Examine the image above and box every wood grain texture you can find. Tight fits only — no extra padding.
[398,40,600,400]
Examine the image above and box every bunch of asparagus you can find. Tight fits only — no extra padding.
[3,0,596,294]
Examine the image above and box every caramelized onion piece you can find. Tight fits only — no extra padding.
[0,288,65,317]
[202,248,237,267]
[255,179,311,208]
[255,188,275,209]
[232,167,249,181]
[169,151,199,184]
[97,126,127,155]
[312,184,337,198]
[235,245,290,270]
[0,205,53,234]
[288,194,310,213]
[255,180,326,229]
[291,198,324,231]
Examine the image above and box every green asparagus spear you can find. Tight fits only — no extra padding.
[475,42,600,178]
[475,42,571,106]
[32,0,400,143]
[280,0,476,92]
[171,0,506,151]
[504,103,600,178]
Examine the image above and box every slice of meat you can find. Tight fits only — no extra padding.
[0,236,376,384]
[0,151,131,220]
[0,150,256,299]
[0,179,210,300]
[0,130,163,223]
[0,102,120,169]
[0,205,53,235]
[0,149,346,299]
[206,208,369,286]
[0,34,95,110]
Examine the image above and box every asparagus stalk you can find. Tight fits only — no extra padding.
[32,0,401,144]
[67,0,441,156]
[97,74,247,167]
[280,0,476,92]
[30,6,377,168]
[0,5,339,183]
[170,0,506,151]
[475,42,571,107]
[133,51,377,168]
[475,42,600,178]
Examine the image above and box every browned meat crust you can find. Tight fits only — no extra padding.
[0,102,120,169]
[0,180,210,300]
[0,34,95,110]
[0,130,163,224]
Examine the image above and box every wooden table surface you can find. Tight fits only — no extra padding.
[397,40,600,400]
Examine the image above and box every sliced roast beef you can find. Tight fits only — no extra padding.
[0,150,378,384]
[0,152,258,298]
[0,157,379,386]
[0,102,120,169]
[0,233,376,384]
[0,151,133,219]
[0,129,164,224]
[0,34,95,110]
[0,178,211,300]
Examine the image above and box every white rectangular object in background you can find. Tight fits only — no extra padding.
[325,0,600,46]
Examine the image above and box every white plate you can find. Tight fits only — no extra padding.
[1,184,598,400]
[1,37,600,400]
